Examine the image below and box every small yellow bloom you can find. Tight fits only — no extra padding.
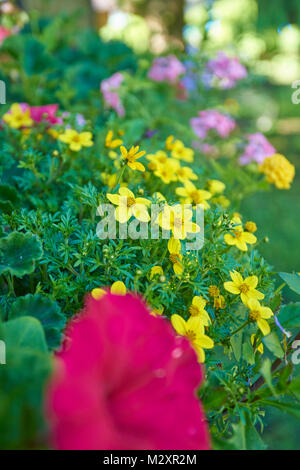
[154,159,179,184]
[150,266,164,279]
[251,334,264,354]
[120,145,146,172]
[167,237,183,275]
[224,216,256,251]
[105,130,123,149]
[59,129,93,152]
[171,314,214,363]
[3,103,33,129]
[101,172,117,189]
[206,179,225,195]
[150,305,164,317]
[189,296,210,326]
[212,195,230,208]
[175,165,198,183]
[159,204,200,240]
[171,140,194,163]
[48,129,60,139]
[107,187,150,223]
[147,150,169,171]
[213,295,226,310]
[176,181,211,209]
[260,154,295,189]
[165,135,175,151]
[247,299,273,336]
[224,271,264,305]
[208,285,220,297]
[245,221,257,233]
[91,281,126,299]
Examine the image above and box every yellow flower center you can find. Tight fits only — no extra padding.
[250,309,260,321]
[169,254,179,264]
[71,134,81,143]
[233,230,242,239]
[186,329,197,342]
[189,305,199,316]
[239,283,249,294]
[148,162,156,171]
[190,191,201,204]
[127,196,136,207]
[174,217,182,228]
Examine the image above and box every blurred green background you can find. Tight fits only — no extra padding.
[17,0,300,449]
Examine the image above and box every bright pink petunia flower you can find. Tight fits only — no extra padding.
[190,109,236,140]
[46,293,211,450]
[239,133,276,165]
[205,51,247,89]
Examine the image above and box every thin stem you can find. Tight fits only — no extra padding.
[231,319,250,336]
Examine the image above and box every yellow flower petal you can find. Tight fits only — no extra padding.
[110,281,126,296]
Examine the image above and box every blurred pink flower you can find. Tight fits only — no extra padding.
[148,55,186,84]
[190,110,236,139]
[29,104,62,125]
[0,25,11,45]
[46,293,211,450]
[206,52,247,89]
[100,73,125,117]
[239,133,276,165]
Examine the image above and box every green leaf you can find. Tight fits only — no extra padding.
[262,332,284,358]
[227,415,267,450]
[0,184,19,214]
[230,331,243,361]
[3,316,47,353]
[243,339,255,365]
[279,272,300,295]
[278,303,300,329]
[260,399,300,420]
[260,358,276,395]
[9,294,66,349]
[0,232,43,277]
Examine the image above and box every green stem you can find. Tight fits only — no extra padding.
[273,282,286,297]
[113,164,126,192]
[231,320,250,336]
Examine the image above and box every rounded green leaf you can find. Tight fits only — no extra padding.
[0,232,43,277]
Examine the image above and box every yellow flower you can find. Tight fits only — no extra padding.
[224,271,264,305]
[167,237,183,275]
[171,140,194,163]
[259,154,295,189]
[247,299,273,336]
[101,172,117,189]
[150,305,164,317]
[59,129,93,151]
[48,129,60,139]
[150,266,164,279]
[188,296,210,326]
[175,165,198,183]
[154,159,179,184]
[120,145,146,172]
[213,295,226,310]
[176,181,211,209]
[224,216,256,251]
[206,179,225,195]
[208,285,220,297]
[107,187,150,223]
[212,195,230,208]
[105,130,123,148]
[3,103,33,129]
[159,204,200,240]
[91,281,126,299]
[245,221,257,233]
[165,135,175,151]
[171,315,214,363]
[147,151,169,171]
[251,334,264,354]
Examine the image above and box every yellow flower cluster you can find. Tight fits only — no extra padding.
[224,215,256,252]
[171,295,214,363]
[260,153,295,189]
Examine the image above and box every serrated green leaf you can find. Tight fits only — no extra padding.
[0,232,43,277]
[279,272,300,295]
[278,303,300,329]
[227,415,267,450]
[8,294,66,349]
[243,339,255,365]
